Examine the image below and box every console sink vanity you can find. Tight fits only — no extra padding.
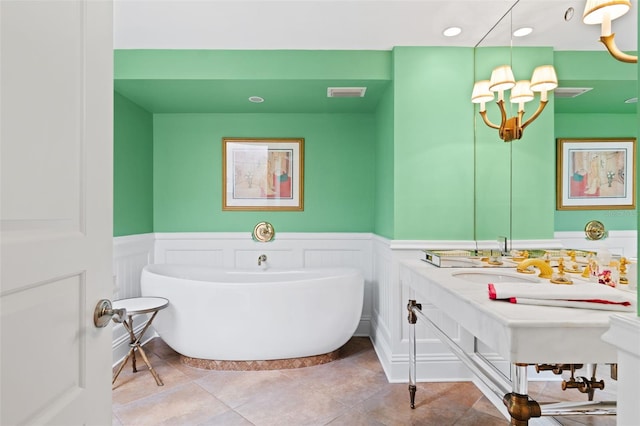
[400,258,638,425]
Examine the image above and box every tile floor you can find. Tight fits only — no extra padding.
[112,337,617,426]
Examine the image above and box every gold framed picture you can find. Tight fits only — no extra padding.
[556,138,635,210]
[222,137,304,211]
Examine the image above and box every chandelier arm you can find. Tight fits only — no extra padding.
[600,34,638,63]
[479,111,501,130]
[496,100,507,128]
[521,100,549,131]
[517,110,524,129]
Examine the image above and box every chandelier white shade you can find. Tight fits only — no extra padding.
[582,0,636,63]
[489,65,516,94]
[471,64,558,142]
[583,0,631,28]
[510,81,534,111]
[530,65,558,93]
[471,80,494,107]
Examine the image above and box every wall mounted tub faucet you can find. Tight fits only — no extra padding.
[258,254,267,266]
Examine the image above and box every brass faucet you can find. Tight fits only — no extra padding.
[516,258,553,279]
[619,257,629,284]
[258,254,267,266]
[550,258,573,284]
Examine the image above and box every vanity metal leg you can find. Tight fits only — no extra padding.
[407,300,421,409]
[503,363,541,426]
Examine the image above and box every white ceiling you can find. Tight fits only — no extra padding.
[114,0,637,52]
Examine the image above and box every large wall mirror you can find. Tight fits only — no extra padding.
[473,0,637,247]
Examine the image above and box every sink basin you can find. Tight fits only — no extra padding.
[451,271,539,284]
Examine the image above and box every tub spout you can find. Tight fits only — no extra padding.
[516,258,553,279]
[258,254,267,266]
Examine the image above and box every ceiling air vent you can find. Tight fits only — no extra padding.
[327,87,367,98]
[554,87,593,98]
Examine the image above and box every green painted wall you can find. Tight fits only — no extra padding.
[114,50,391,114]
[113,92,154,236]
[392,47,475,240]
[374,84,395,238]
[125,48,482,238]
[555,113,638,232]
[115,50,391,80]
[115,48,637,244]
[153,113,376,232]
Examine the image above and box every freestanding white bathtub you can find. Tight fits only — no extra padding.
[141,264,364,361]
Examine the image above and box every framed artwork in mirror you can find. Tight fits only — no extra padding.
[223,137,304,211]
[556,138,636,210]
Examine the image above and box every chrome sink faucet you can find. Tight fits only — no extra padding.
[258,254,267,266]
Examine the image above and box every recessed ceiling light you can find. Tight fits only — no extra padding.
[248,96,264,103]
[443,27,462,37]
[624,97,637,104]
[513,27,533,37]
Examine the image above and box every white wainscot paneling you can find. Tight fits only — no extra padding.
[113,233,155,299]
[554,230,637,258]
[369,237,477,383]
[154,232,372,270]
[112,233,155,364]
[236,248,298,269]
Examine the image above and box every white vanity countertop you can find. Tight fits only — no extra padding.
[401,258,638,364]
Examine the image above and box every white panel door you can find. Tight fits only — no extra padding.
[1,1,114,425]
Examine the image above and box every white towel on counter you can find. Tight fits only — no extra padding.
[488,281,636,311]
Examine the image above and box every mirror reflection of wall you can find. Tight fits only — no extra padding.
[473,1,637,247]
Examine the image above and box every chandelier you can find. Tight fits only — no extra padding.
[471,64,558,142]
[583,0,637,63]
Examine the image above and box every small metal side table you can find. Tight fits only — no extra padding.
[111,297,169,386]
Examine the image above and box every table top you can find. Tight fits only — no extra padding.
[113,297,169,315]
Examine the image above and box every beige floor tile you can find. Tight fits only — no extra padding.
[144,338,181,361]
[112,338,617,426]
[112,412,124,426]
[196,369,295,409]
[233,384,349,426]
[113,382,230,426]
[347,347,387,374]
[166,356,220,381]
[326,410,387,426]
[281,358,390,407]
[469,393,507,420]
[197,410,255,426]
[112,358,193,407]
[453,410,506,426]
[355,382,470,425]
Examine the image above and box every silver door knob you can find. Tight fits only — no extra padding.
[93,299,126,328]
